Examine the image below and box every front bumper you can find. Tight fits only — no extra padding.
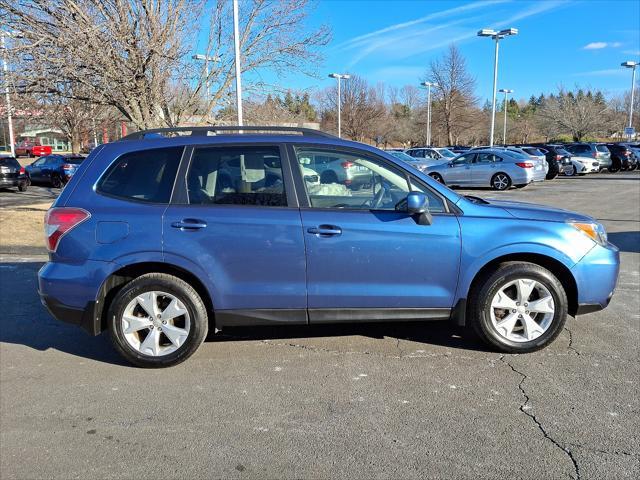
[571,242,620,315]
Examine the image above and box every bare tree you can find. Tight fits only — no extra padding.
[319,75,385,141]
[2,0,330,129]
[424,45,477,145]
[537,88,609,141]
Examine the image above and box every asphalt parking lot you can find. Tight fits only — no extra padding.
[1,173,638,479]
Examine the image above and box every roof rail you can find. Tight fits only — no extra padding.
[119,125,336,141]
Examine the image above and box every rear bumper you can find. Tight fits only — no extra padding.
[0,177,26,188]
[39,293,98,335]
[571,243,620,315]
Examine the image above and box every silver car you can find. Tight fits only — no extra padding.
[404,147,457,161]
[425,148,547,190]
[564,143,612,171]
[385,149,433,172]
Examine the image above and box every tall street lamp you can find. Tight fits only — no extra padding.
[232,0,244,126]
[621,61,638,140]
[498,88,513,145]
[420,81,438,146]
[192,53,220,106]
[329,73,350,138]
[1,31,16,157]
[477,27,518,147]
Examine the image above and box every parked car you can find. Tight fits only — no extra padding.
[604,143,637,171]
[0,155,29,192]
[425,148,546,190]
[621,143,640,162]
[38,126,620,367]
[14,141,53,158]
[471,147,548,177]
[529,144,574,178]
[504,146,549,176]
[405,147,457,161]
[385,149,431,171]
[25,154,86,188]
[564,143,614,172]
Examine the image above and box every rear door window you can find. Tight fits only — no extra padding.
[97,147,183,203]
[186,146,287,206]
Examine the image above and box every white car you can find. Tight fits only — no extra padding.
[565,156,600,176]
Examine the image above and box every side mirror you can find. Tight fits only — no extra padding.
[398,192,432,225]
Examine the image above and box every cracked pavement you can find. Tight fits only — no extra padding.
[1,172,639,479]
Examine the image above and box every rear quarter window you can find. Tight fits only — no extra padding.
[97,147,183,203]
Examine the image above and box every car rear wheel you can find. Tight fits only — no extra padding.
[108,273,208,368]
[545,173,558,180]
[491,173,511,191]
[429,173,445,184]
[18,183,27,192]
[468,262,568,353]
[51,174,63,188]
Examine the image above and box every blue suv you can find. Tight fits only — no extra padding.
[37,127,620,367]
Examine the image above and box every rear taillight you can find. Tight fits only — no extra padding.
[555,155,562,160]
[19,167,25,174]
[592,152,597,158]
[62,163,74,170]
[341,161,354,169]
[516,162,534,168]
[623,151,630,156]
[44,207,90,252]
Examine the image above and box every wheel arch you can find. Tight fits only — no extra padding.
[95,261,215,335]
[452,252,578,326]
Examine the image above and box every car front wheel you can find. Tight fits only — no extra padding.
[108,273,208,367]
[468,262,568,353]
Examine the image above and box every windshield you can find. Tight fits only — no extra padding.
[556,148,570,156]
[0,157,19,167]
[436,148,456,158]
[386,150,417,162]
[523,148,544,156]
[502,150,529,159]
[596,145,609,153]
[64,156,85,164]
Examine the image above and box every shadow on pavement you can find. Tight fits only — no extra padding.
[0,261,127,366]
[0,262,489,367]
[608,231,640,253]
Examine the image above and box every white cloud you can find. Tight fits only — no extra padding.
[584,42,608,50]
[584,42,623,50]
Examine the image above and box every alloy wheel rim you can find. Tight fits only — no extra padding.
[489,278,555,343]
[121,290,191,356]
[494,175,509,190]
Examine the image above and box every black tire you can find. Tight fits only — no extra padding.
[572,165,579,176]
[491,172,511,191]
[429,173,445,184]
[468,262,568,353]
[18,183,27,192]
[545,173,558,180]
[515,184,527,189]
[51,174,62,189]
[108,273,209,368]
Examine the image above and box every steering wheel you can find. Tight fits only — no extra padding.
[371,181,389,209]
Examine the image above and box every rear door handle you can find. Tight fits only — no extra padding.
[171,218,207,230]
[307,225,342,237]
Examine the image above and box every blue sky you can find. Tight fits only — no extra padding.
[254,0,640,102]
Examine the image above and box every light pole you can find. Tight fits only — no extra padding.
[328,73,350,138]
[621,61,638,140]
[420,81,438,146]
[192,53,220,107]
[477,27,518,147]
[498,88,513,145]
[232,0,243,126]
[1,31,15,157]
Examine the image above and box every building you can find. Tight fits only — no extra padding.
[18,129,70,152]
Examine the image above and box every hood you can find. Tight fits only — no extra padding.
[479,198,595,223]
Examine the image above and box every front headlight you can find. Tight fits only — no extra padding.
[568,221,608,246]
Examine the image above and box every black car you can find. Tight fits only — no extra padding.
[447,145,472,154]
[527,144,574,178]
[604,143,637,171]
[0,155,29,192]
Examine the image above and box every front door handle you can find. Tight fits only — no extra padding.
[171,218,207,230]
[307,225,342,237]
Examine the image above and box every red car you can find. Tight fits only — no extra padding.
[14,141,52,158]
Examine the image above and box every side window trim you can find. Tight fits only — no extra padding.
[287,143,450,214]
[173,143,297,208]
